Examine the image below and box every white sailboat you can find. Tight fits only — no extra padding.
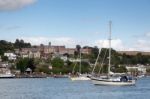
[70,49,90,81]
[91,21,136,85]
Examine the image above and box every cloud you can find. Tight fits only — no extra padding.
[145,32,150,37]
[13,36,150,52]
[8,36,131,51]
[131,32,150,51]
[0,0,36,11]
[20,37,78,48]
[20,37,49,45]
[133,39,150,51]
[50,37,77,46]
[94,38,150,52]
[94,39,126,51]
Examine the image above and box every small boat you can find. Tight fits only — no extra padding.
[0,71,15,78]
[91,21,136,86]
[70,74,90,81]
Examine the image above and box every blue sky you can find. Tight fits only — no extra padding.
[0,0,150,51]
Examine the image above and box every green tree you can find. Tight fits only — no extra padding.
[91,46,99,58]
[76,45,81,53]
[16,58,35,73]
[1,56,8,61]
[35,64,50,74]
[111,65,127,73]
[51,57,64,68]
[14,39,31,49]
[111,49,121,65]
[16,58,29,73]
[80,61,91,73]
[27,58,36,72]
[146,68,150,73]
[0,40,14,55]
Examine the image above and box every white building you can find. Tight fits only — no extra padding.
[126,64,147,74]
[69,58,81,62]
[52,54,68,62]
[0,62,8,68]
[4,53,16,60]
[60,56,68,62]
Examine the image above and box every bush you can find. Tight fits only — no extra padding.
[35,64,50,74]
[51,57,64,68]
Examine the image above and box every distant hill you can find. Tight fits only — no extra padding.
[117,51,150,56]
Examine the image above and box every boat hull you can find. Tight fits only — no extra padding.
[91,78,135,86]
[0,74,15,78]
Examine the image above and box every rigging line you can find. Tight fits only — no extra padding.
[98,48,108,76]
[91,48,102,75]
[72,51,80,73]
[72,62,77,73]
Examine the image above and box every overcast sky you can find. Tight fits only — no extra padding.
[0,0,149,51]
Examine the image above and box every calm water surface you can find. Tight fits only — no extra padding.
[0,77,150,99]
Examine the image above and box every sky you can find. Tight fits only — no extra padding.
[0,0,150,51]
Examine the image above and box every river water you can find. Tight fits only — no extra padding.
[0,77,150,99]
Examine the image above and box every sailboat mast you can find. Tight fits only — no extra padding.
[108,21,112,76]
[79,49,81,74]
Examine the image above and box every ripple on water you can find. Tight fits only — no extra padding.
[0,78,150,99]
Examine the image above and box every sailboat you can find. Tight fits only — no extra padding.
[91,21,136,85]
[70,49,90,81]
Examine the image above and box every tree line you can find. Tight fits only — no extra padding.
[0,39,31,55]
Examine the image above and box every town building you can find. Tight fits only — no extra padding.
[20,48,41,58]
[0,62,12,74]
[4,52,16,60]
[15,42,93,59]
[66,48,75,55]
[81,48,92,55]
[126,64,147,74]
